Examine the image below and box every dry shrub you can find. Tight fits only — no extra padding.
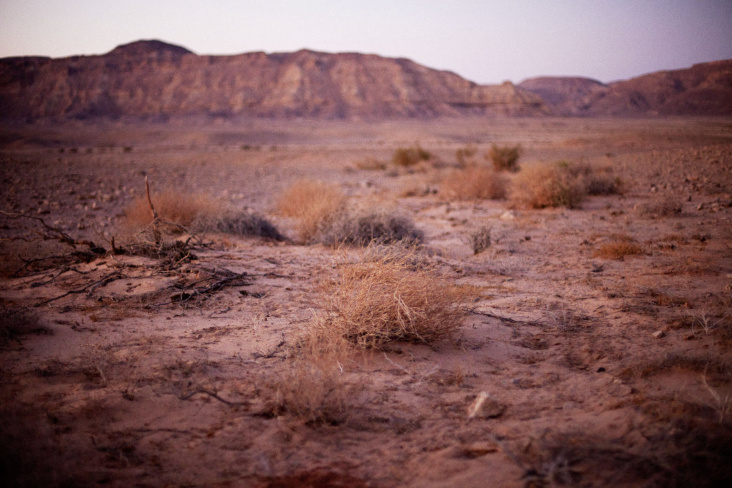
[354,157,387,171]
[276,179,346,242]
[0,308,49,345]
[441,166,508,200]
[637,196,683,218]
[594,241,643,260]
[487,144,521,172]
[309,246,471,349]
[392,145,431,167]
[123,190,217,234]
[317,207,423,247]
[464,225,492,255]
[192,212,285,241]
[268,355,352,425]
[583,166,622,195]
[509,162,586,209]
[512,424,732,488]
[456,144,479,167]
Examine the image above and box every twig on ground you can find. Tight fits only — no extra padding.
[0,210,104,252]
[34,271,126,307]
[177,387,250,407]
[469,308,535,325]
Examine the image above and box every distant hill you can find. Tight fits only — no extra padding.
[519,60,732,116]
[1,40,729,122]
[0,40,546,122]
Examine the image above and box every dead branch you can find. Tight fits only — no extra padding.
[29,266,90,287]
[177,387,249,407]
[34,271,126,307]
[170,272,250,304]
[469,308,536,325]
[0,210,104,252]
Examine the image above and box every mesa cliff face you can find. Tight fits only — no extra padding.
[0,40,546,121]
[519,60,732,116]
[2,40,729,122]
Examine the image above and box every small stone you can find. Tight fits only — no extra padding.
[467,392,506,419]
[499,210,516,220]
[652,330,665,339]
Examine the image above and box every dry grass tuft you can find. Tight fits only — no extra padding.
[318,207,423,247]
[455,144,479,167]
[637,196,683,218]
[464,225,492,255]
[192,212,285,241]
[582,165,623,195]
[509,162,586,209]
[0,307,49,345]
[487,144,521,172]
[441,166,508,200]
[268,354,353,425]
[392,145,431,167]
[276,179,346,242]
[308,246,471,349]
[122,190,217,234]
[594,240,643,260]
[354,157,387,171]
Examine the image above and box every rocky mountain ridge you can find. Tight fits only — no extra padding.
[519,59,732,116]
[0,40,546,122]
[1,40,730,122]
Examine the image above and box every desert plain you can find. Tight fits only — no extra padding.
[1,116,731,487]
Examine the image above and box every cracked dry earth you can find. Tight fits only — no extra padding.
[1,117,731,487]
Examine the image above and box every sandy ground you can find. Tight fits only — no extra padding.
[1,117,731,487]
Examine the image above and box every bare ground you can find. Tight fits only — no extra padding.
[1,117,731,487]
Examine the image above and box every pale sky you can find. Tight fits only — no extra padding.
[0,0,730,84]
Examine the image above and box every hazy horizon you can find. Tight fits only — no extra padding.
[1,0,730,85]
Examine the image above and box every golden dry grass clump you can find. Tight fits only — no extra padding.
[487,144,521,172]
[509,162,586,209]
[276,179,346,242]
[594,241,644,260]
[277,181,422,246]
[441,166,508,200]
[123,190,216,233]
[392,145,431,167]
[309,246,471,349]
[268,354,352,425]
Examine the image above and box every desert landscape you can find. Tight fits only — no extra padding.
[1,41,732,488]
[1,115,731,487]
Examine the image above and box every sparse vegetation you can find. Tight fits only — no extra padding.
[441,166,508,200]
[0,308,49,344]
[487,144,521,172]
[1,118,730,487]
[192,211,285,241]
[464,225,492,255]
[276,178,346,242]
[317,207,423,247]
[308,246,471,349]
[455,144,478,167]
[392,144,431,167]
[509,161,587,209]
[637,195,683,218]
[277,181,422,246]
[266,354,352,425]
[594,240,643,260]
[123,190,216,234]
[354,157,387,171]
